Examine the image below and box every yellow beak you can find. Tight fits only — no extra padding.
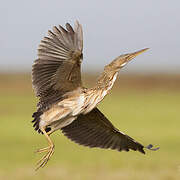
[128,48,149,59]
[119,48,149,67]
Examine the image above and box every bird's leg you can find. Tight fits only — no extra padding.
[35,128,55,170]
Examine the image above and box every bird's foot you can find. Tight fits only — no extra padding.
[35,144,55,171]
[35,146,50,153]
[146,144,160,151]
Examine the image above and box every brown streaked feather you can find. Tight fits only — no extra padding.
[32,21,83,110]
[61,108,145,154]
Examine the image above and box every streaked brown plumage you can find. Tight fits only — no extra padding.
[32,21,159,170]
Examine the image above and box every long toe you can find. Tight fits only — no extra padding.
[35,145,55,170]
[35,146,50,153]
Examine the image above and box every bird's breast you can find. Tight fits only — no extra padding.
[82,90,107,114]
[82,72,118,114]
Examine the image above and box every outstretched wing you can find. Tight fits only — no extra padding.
[32,21,83,109]
[61,108,145,154]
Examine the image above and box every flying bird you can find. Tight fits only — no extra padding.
[32,21,158,170]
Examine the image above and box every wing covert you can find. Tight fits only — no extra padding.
[32,21,83,109]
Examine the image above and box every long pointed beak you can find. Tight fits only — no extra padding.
[128,48,149,60]
[119,48,149,67]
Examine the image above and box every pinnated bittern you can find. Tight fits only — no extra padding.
[32,21,159,170]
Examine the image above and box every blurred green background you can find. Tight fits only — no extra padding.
[0,73,180,180]
[2,0,180,179]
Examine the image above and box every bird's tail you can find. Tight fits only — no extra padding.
[32,110,43,134]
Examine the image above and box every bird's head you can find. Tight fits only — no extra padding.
[105,48,149,72]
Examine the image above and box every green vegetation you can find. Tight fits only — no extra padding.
[0,74,180,180]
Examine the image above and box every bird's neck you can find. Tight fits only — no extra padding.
[96,70,118,91]
[82,71,118,114]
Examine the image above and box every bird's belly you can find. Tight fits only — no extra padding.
[39,108,77,134]
[48,116,76,133]
[40,107,71,124]
[39,90,108,132]
[39,94,85,132]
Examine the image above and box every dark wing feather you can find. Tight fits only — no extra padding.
[61,108,145,154]
[32,21,83,110]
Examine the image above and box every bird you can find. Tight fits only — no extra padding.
[32,21,159,170]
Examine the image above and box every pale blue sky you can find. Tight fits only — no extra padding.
[1,0,180,73]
